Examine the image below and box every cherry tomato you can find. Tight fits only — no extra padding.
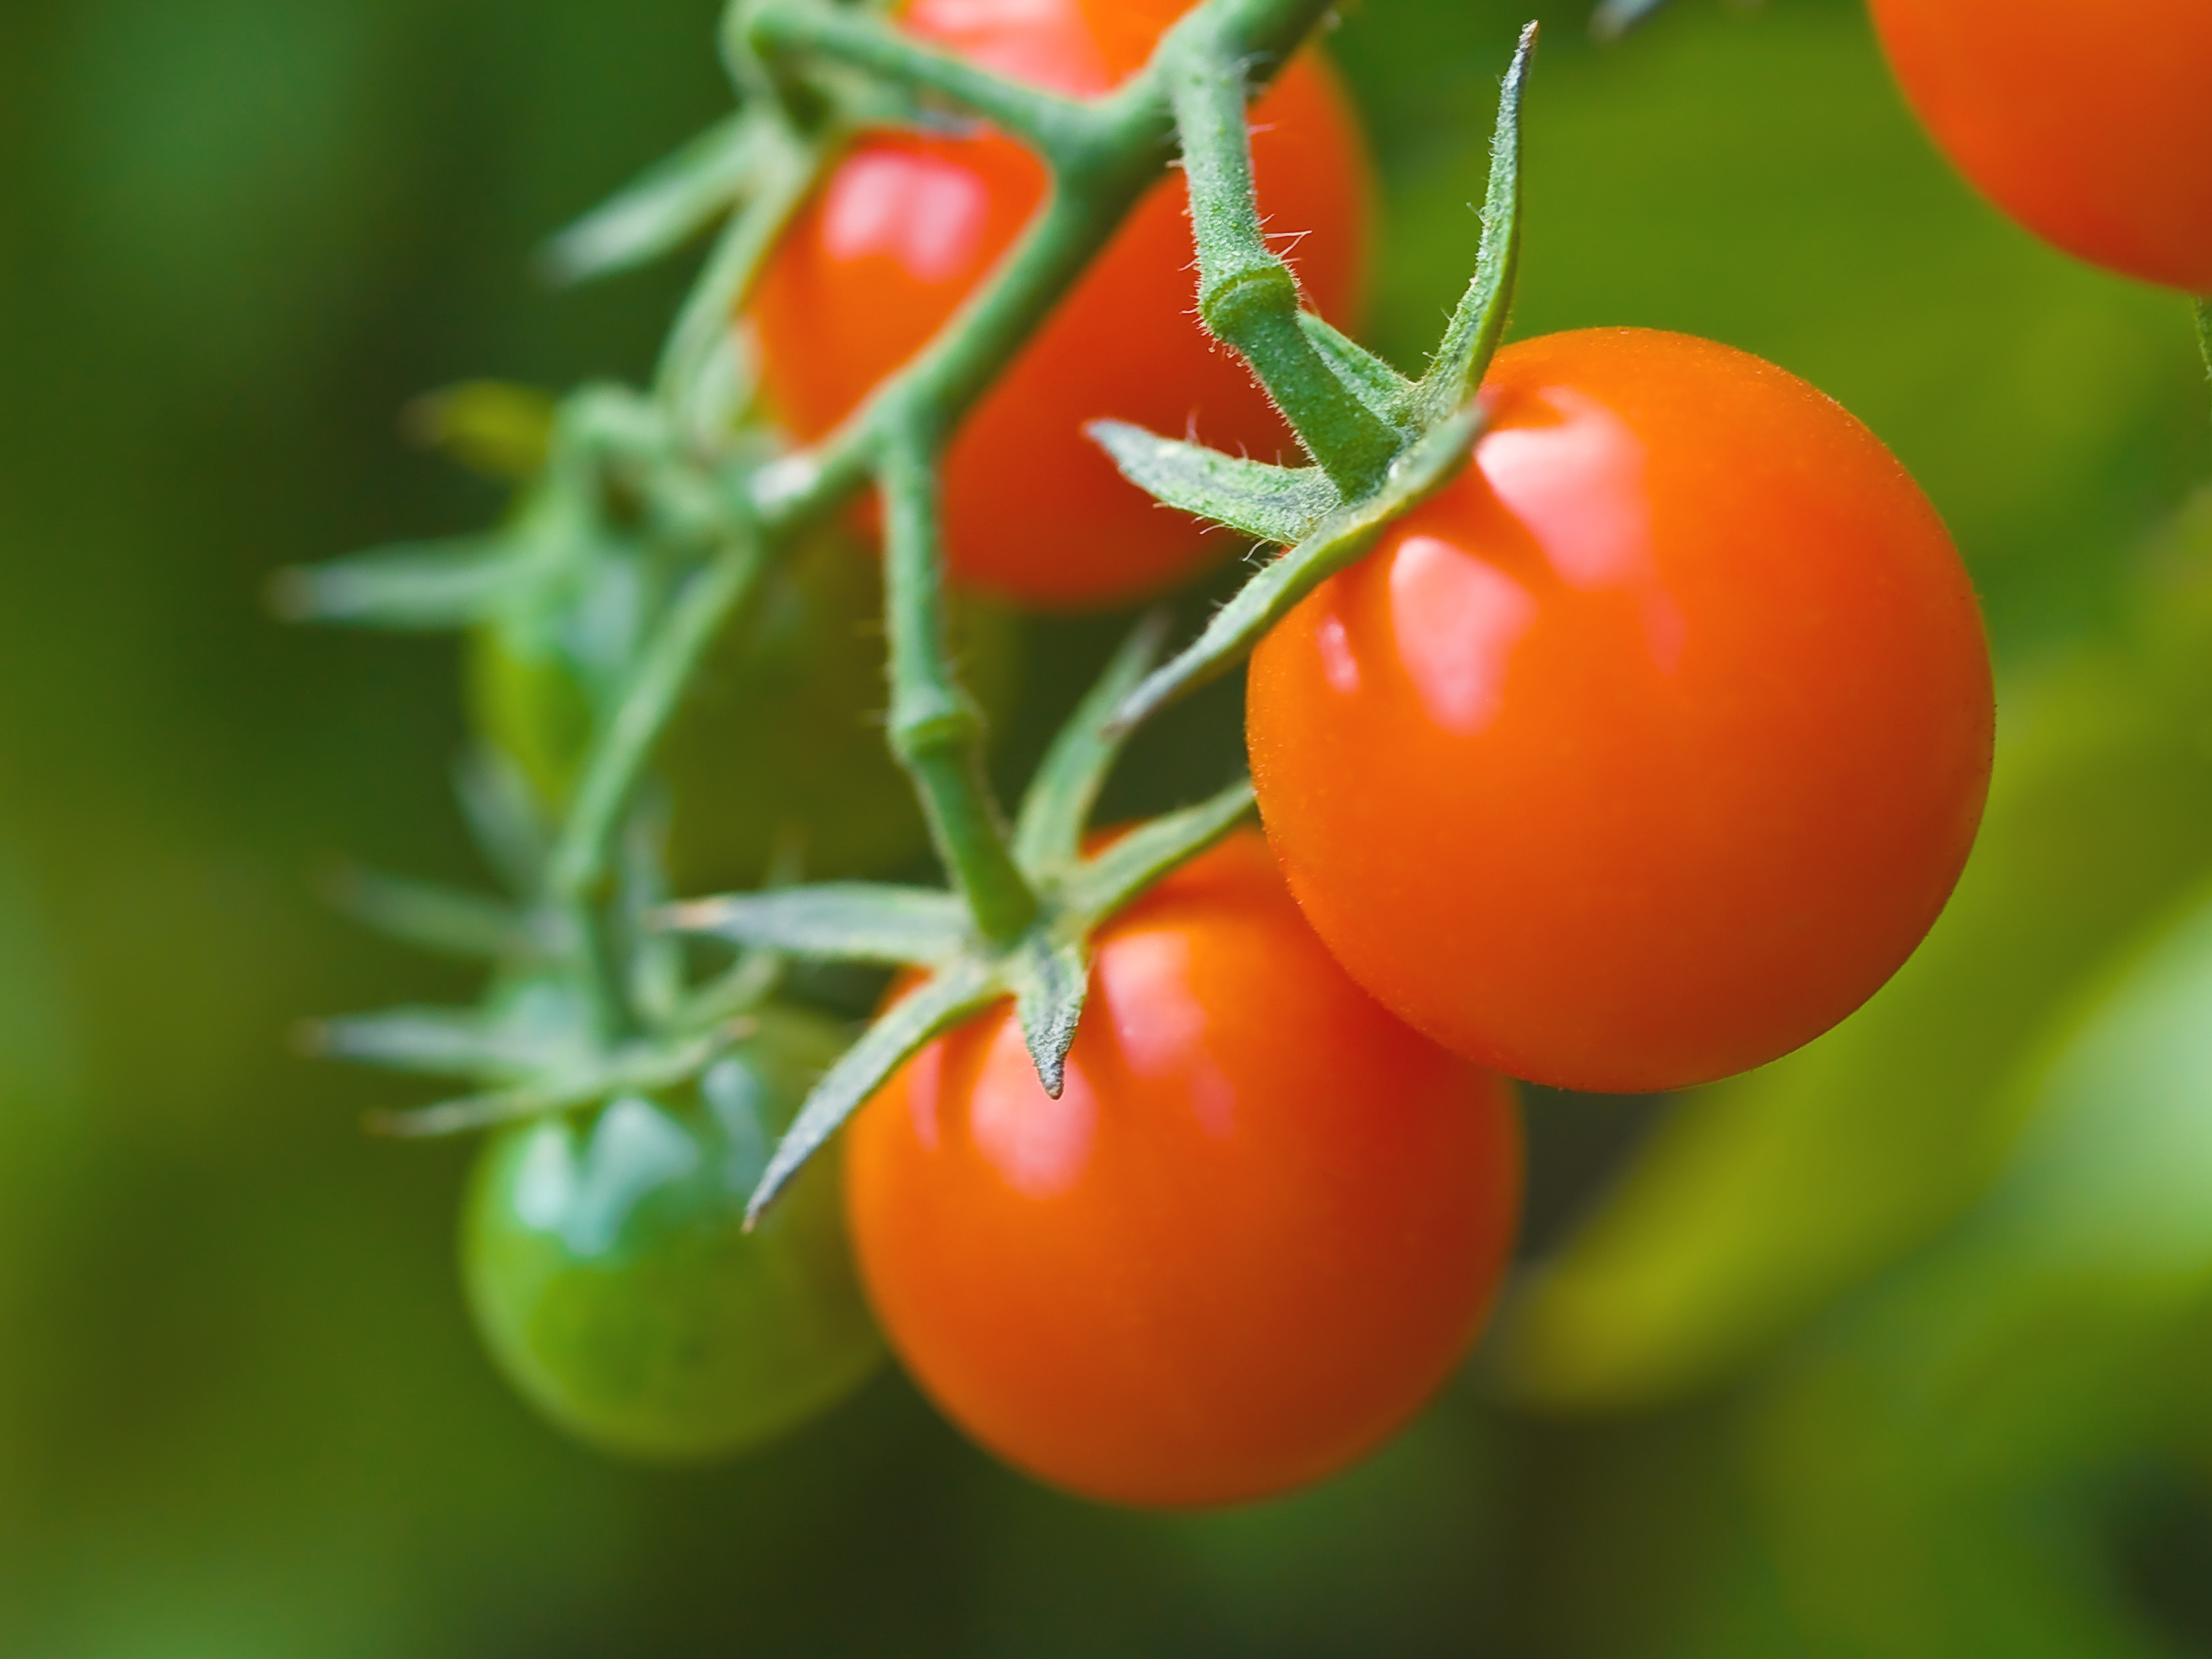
[464,1004,882,1462]
[1246,329,1994,1094]
[843,831,1521,1508]
[748,0,1374,609]
[471,526,1019,890]
[1866,0,2212,292]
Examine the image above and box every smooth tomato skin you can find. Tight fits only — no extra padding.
[1247,329,1994,1094]
[463,1005,882,1463]
[750,0,1372,609]
[843,832,1521,1509]
[1867,0,2212,291]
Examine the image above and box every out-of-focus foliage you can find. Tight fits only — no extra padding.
[3,0,2209,1653]
[1741,861,2212,1658]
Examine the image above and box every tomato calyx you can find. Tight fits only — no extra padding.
[302,745,792,1140]
[1086,22,1536,729]
[1094,402,1490,730]
[661,614,1255,1225]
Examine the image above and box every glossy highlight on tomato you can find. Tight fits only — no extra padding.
[1247,329,1994,1094]
[749,0,1372,609]
[1867,0,2212,292]
[464,1004,882,1462]
[843,832,1521,1508]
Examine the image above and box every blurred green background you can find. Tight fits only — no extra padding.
[5,0,2212,1652]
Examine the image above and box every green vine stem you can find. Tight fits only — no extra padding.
[743,0,1092,159]
[546,532,766,907]
[877,427,1039,943]
[1162,12,1401,490]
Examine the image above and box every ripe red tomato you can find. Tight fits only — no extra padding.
[1866,0,2212,292]
[749,0,1372,609]
[1246,329,1994,1094]
[842,831,1520,1508]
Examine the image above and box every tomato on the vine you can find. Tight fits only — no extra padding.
[1246,329,1994,1095]
[471,526,1019,890]
[464,1004,881,1462]
[747,0,1373,609]
[842,831,1521,1508]
[1866,0,2212,292]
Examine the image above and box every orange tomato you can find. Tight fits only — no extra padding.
[1247,329,1994,1094]
[843,832,1520,1507]
[1868,0,2212,291]
[749,0,1372,608]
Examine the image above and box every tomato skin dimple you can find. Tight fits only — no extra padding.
[1246,329,1994,1095]
[1866,0,2212,292]
[463,1006,882,1463]
[749,0,1374,609]
[843,831,1521,1509]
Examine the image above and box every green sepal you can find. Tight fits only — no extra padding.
[1414,22,1535,424]
[270,535,533,630]
[1061,779,1256,922]
[454,747,553,901]
[305,1006,570,1081]
[674,949,785,1033]
[321,864,541,961]
[745,959,1000,1225]
[1111,406,1486,732]
[1298,312,1416,428]
[539,111,766,287]
[1084,422,1341,546]
[1010,611,1170,876]
[1010,932,1088,1100]
[370,1021,747,1139]
[661,883,971,967]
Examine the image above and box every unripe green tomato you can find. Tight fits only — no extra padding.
[470,528,1019,890]
[462,1004,882,1462]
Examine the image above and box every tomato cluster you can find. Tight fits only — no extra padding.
[456,0,2018,1511]
[750,0,1990,1504]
